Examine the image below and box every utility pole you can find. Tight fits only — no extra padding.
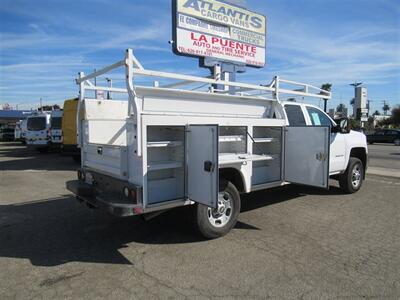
[106,77,113,100]
[382,100,390,116]
[40,98,43,112]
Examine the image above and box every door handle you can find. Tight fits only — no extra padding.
[204,161,214,172]
[316,153,327,161]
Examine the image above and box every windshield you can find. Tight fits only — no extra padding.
[27,117,46,131]
[51,117,62,129]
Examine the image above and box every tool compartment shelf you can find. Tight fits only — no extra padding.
[251,127,283,185]
[146,126,185,204]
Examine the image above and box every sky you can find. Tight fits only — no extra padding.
[0,0,399,113]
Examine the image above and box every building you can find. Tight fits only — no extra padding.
[0,110,32,126]
[355,87,368,123]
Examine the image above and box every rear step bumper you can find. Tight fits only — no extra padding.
[66,180,142,217]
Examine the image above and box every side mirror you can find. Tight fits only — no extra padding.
[334,118,350,134]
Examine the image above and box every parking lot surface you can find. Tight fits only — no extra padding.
[0,142,399,299]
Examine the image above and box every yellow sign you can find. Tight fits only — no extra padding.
[177,0,266,35]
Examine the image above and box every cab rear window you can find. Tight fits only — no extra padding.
[284,105,306,126]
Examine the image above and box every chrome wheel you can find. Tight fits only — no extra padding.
[207,192,233,228]
[352,164,362,188]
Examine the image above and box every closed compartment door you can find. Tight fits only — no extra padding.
[187,125,219,208]
[284,126,330,189]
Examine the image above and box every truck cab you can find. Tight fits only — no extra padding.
[282,101,368,192]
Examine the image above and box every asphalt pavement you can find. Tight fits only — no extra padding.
[367,144,400,178]
[0,142,399,299]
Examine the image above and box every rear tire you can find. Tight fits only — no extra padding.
[195,180,240,239]
[339,158,364,194]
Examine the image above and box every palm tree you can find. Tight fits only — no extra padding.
[336,103,346,112]
[382,102,391,116]
[320,83,332,112]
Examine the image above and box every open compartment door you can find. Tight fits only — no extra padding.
[187,125,219,208]
[284,126,330,189]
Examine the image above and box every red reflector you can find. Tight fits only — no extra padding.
[134,207,142,214]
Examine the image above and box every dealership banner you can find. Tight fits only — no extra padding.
[174,0,267,67]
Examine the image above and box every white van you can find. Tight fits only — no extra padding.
[26,112,51,152]
[50,110,63,147]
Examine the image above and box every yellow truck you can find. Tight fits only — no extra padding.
[61,98,80,162]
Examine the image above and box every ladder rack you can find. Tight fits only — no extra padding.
[76,49,332,102]
[76,49,332,157]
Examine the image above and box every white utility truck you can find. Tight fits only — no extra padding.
[67,49,368,239]
[26,112,51,152]
[50,110,63,147]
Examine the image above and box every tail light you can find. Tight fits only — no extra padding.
[123,186,136,201]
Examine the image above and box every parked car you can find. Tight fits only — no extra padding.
[367,129,400,145]
[0,126,15,141]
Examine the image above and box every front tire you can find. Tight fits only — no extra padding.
[339,158,364,194]
[195,180,240,239]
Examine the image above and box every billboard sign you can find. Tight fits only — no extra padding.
[173,0,267,67]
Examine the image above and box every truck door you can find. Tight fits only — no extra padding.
[187,125,219,208]
[284,126,330,189]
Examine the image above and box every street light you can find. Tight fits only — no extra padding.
[350,82,363,88]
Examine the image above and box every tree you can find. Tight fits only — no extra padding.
[349,118,360,130]
[391,105,400,126]
[382,102,391,116]
[320,83,332,112]
[372,110,380,116]
[336,103,346,112]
